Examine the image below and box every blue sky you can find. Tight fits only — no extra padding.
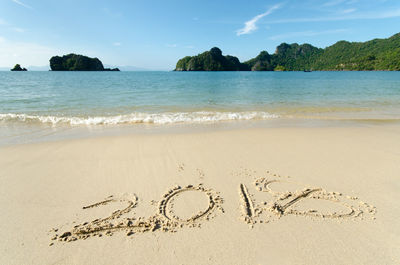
[1,0,400,70]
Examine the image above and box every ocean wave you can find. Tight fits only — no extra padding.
[0,111,279,126]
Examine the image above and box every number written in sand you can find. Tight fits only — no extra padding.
[238,171,377,226]
[82,194,138,226]
[50,169,376,244]
[51,184,223,243]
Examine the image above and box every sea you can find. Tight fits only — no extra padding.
[1,71,400,145]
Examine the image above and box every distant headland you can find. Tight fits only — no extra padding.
[49,54,120,71]
[175,33,400,71]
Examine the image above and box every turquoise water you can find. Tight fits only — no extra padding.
[1,71,400,127]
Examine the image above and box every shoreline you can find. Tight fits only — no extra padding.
[2,117,400,147]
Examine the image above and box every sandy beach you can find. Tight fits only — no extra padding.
[0,124,399,264]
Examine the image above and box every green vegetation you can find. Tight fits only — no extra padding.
[11,64,27,71]
[274,65,286,71]
[311,33,400,70]
[49,54,119,71]
[175,47,249,71]
[244,51,273,71]
[175,33,400,71]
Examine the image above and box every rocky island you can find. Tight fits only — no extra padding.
[175,33,400,71]
[175,47,249,71]
[49,54,120,71]
[11,64,27,71]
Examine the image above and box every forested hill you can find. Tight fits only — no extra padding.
[310,33,400,70]
[174,47,248,71]
[175,33,400,71]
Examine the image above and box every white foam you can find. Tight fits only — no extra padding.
[0,111,279,126]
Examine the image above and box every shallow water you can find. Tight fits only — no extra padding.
[1,71,400,145]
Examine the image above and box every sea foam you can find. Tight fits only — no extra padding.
[0,111,278,126]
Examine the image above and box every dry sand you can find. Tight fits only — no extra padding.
[0,124,399,264]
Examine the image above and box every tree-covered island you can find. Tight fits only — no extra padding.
[175,33,400,71]
[49,54,120,71]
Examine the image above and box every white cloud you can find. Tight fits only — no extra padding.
[269,29,349,40]
[323,0,346,7]
[12,27,25,33]
[265,9,400,24]
[165,44,194,49]
[11,0,32,9]
[0,38,59,67]
[236,4,281,36]
[342,8,356,13]
[102,7,122,18]
[0,18,26,33]
[113,42,121,46]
